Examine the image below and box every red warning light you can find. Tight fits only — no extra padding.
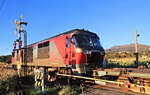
[19,41,22,47]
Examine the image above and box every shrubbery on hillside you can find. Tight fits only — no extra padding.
[0,55,11,63]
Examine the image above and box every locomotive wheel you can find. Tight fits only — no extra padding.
[48,73,56,82]
[65,68,72,75]
[47,68,57,82]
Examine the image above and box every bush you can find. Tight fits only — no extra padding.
[0,75,18,95]
[0,74,79,95]
[0,55,11,64]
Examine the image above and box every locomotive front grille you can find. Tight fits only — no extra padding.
[86,52,103,69]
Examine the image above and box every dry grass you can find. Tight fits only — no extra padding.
[58,86,78,95]
[0,63,16,81]
[0,63,78,95]
[107,57,150,68]
[108,57,150,63]
[0,63,17,94]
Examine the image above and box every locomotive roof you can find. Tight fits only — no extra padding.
[28,29,98,47]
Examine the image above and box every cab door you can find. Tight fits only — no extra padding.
[65,36,71,65]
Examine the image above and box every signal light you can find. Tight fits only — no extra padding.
[19,41,22,47]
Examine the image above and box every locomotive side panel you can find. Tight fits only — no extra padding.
[27,47,33,63]
[49,36,66,65]
[48,33,76,67]
[33,45,38,59]
[28,35,68,67]
[27,41,50,66]
[49,41,66,67]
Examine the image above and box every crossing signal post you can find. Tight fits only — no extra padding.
[14,15,28,76]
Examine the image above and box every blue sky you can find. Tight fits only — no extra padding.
[0,0,150,55]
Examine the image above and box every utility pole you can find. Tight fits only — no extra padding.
[14,15,27,76]
[135,30,140,67]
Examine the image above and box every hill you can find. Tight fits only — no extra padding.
[105,44,150,52]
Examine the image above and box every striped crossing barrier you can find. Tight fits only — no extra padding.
[34,68,45,94]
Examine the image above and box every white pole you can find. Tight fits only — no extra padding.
[34,68,37,88]
[41,69,45,94]
[135,30,139,67]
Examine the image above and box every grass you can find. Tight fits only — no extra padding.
[0,62,79,95]
[23,86,61,95]
[0,75,79,95]
[0,65,79,95]
[0,74,18,95]
[0,64,18,95]
[23,86,78,95]
[109,57,150,63]
[107,57,150,68]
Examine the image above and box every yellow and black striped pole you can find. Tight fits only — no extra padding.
[34,68,45,94]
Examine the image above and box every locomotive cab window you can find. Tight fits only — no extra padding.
[72,34,102,49]
[66,37,71,48]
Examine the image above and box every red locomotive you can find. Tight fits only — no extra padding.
[11,29,105,76]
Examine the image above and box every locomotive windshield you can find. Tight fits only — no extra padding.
[72,34,102,49]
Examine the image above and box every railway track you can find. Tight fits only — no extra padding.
[82,85,142,95]
[92,84,142,95]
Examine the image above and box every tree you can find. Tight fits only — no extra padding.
[0,55,11,63]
